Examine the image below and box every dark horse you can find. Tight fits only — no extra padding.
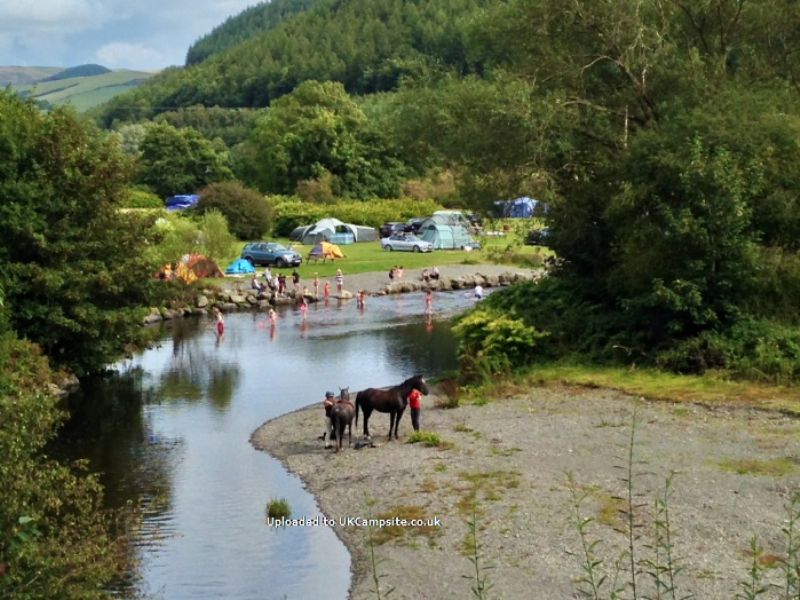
[355,375,429,440]
[330,387,354,452]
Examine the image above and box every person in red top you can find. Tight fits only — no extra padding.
[408,388,422,432]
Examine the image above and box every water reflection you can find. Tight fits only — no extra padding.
[56,290,477,599]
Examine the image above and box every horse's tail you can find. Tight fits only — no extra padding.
[354,392,361,427]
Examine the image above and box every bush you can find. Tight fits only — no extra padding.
[656,319,800,383]
[266,498,291,520]
[0,335,127,598]
[271,196,444,237]
[453,308,547,377]
[122,187,163,209]
[197,181,273,240]
[149,213,201,265]
[199,209,236,262]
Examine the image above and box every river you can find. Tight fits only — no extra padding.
[56,290,478,599]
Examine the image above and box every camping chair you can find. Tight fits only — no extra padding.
[307,242,328,263]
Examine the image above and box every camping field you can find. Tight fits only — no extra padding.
[210,229,550,282]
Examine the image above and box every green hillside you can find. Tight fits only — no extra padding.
[17,69,156,111]
[186,0,318,65]
[0,66,62,86]
[95,0,493,125]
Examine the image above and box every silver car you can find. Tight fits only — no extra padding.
[381,233,434,253]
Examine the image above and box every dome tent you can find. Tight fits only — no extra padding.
[225,258,256,275]
[418,215,479,250]
[289,218,378,245]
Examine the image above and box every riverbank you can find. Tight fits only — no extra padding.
[252,385,800,599]
[144,263,539,324]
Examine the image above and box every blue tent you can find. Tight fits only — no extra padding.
[493,197,547,218]
[225,258,256,275]
[165,194,200,211]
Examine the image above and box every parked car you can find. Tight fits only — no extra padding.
[405,217,426,233]
[241,242,303,267]
[379,222,407,238]
[525,227,551,247]
[381,233,434,253]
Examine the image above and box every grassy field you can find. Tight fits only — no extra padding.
[15,69,155,111]
[218,232,550,280]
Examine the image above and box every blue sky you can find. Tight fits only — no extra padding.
[0,0,258,70]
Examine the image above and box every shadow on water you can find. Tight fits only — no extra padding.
[52,290,475,599]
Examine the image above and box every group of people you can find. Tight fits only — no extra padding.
[251,267,346,298]
[420,266,440,282]
[388,265,404,280]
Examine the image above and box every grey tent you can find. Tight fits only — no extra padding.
[418,215,479,249]
[289,218,378,244]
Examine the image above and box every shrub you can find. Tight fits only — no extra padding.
[266,498,291,520]
[656,319,800,383]
[197,181,273,240]
[149,213,202,265]
[199,209,236,262]
[0,335,127,597]
[122,187,163,209]
[453,308,547,377]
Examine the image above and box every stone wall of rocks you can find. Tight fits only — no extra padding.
[376,270,540,296]
[142,270,541,325]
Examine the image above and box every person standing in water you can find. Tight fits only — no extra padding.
[425,289,433,315]
[312,273,320,298]
[335,269,344,294]
[213,307,225,337]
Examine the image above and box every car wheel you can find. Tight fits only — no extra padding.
[412,245,420,253]
[385,245,393,252]
[244,257,255,265]
[276,258,286,268]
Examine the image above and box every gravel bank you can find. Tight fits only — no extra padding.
[252,386,800,599]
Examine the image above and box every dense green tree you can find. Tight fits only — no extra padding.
[0,92,158,376]
[136,123,233,198]
[242,80,407,198]
[196,181,273,240]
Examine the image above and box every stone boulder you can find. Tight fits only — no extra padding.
[196,295,209,308]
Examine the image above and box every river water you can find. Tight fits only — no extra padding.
[57,291,478,599]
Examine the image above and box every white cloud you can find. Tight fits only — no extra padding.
[0,0,258,68]
[0,0,111,32]
[96,42,163,69]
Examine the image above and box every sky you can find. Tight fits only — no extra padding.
[0,0,258,71]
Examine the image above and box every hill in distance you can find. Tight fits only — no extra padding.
[11,65,157,112]
[40,64,111,81]
[0,66,63,86]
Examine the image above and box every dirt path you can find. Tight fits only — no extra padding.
[251,386,800,599]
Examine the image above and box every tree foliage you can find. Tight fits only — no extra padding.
[136,122,234,198]
[0,92,159,376]
[0,334,127,599]
[196,181,273,240]
[185,0,318,65]
[241,80,407,198]
[94,0,494,125]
